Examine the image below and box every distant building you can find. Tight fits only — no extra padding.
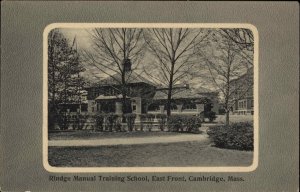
[230,69,254,115]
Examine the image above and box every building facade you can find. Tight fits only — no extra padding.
[230,69,254,115]
[85,60,219,116]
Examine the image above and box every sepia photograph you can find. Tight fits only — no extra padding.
[44,24,258,172]
[1,2,298,191]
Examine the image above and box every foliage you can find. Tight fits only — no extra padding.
[48,112,58,130]
[200,111,217,122]
[56,112,69,130]
[124,113,136,131]
[95,114,106,131]
[156,114,167,131]
[197,30,253,125]
[167,115,202,133]
[67,114,87,130]
[207,122,254,151]
[145,113,155,131]
[105,113,120,132]
[48,29,85,130]
[139,114,147,131]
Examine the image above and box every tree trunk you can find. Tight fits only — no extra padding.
[225,110,230,126]
[166,90,172,116]
[166,62,175,116]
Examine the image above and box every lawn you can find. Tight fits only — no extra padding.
[216,115,253,124]
[48,141,253,167]
[49,130,179,140]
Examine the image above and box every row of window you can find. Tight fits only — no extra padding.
[238,99,254,109]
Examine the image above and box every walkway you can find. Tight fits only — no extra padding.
[48,134,209,147]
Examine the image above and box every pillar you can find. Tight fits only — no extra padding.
[96,103,101,112]
[134,97,142,123]
[87,100,95,113]
[115,101,123,115]
[159,105,165,114]
[135,97,142,114]
[176,104,183,113]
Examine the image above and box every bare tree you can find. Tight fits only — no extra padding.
[198,31,253,125]
[143,28,210,116]
[220,29,254,66]
[81,28,146,113]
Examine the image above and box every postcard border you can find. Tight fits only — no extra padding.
[43,23,259,173]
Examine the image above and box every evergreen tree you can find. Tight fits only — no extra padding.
[48,29,85,130]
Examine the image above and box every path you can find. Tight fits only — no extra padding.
[48,134,209,147]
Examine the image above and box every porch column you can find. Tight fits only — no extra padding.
[176,104,183,113]
[97,103,101,112]
[87,100,95,113]
[211,99,219,115]
[135,97,142,123]
[159,105,165,114]
[115,101,123,115]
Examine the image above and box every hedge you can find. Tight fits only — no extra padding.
[156,114,167,131]
[124,113,136,131]
[199,111,217,122]
[207,122,254,151]
[167,115,202,133]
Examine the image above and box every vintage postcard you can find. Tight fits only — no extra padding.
[43,23,258,173]
[1,2,298,192]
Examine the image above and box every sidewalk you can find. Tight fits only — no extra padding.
[48,134,209,147]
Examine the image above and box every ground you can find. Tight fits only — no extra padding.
[48,141,253,167]
[49,131,179,140]
[216,114,253,123]
[48,114,254,167]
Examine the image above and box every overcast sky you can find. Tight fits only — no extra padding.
[59,28,218,91]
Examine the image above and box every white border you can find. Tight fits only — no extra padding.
[43,23,259,173]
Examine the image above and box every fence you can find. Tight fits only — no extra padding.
[50,113,202,133]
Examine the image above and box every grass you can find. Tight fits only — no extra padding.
[48,141,253,167]
[48,130,180,140]
[216,115,253,124]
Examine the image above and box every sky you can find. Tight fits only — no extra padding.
[59,28,218,92]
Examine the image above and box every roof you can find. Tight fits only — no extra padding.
[153,86,217,100]
[95,94,130,100]
[95,71,157,87]
[194,86,217,94]
[154,89,202,100]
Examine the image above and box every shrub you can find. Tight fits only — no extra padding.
[206,111,217,122]
[105,113,119,132]
[156,114,167,131]
[207,122,254,151]
[124,113,136,131]
[48,112,58,130]
[78,114,87,130]
[95,114,105,131]
[56,113,69,130]
[167,115,202,133]
[184,116,202,133]
[139,114,147,131]
[199,111,217,122]
[145,113,155,131]
[167,115,182,132]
